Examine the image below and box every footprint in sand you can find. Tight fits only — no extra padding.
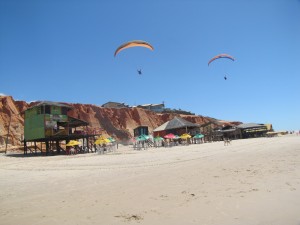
[181,191,196,197]
[160,194,169,200]
[115,214,144,222]
[181,191,197,203]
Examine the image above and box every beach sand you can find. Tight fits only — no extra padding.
[0,135,300,225]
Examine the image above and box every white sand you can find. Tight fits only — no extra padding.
[0,135,300,225]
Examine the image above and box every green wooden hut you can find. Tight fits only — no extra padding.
[23,101,98,155]
[24,101,72,141]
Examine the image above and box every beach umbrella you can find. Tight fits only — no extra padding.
[180,133,192,139]
[136,135,148,141]
[164,133,176,139]
[137,134,151,141]
[108,137,116,142]
[142,134,150,139]
[95,137,111,145]
[97,136,111,141]
[154,136,164,141]
[95,139,111,145]
[66,140,81,146]
[194,134,204,139]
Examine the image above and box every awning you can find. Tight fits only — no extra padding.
[58,116,89,128]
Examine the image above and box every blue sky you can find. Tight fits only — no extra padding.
[1,0,300,131]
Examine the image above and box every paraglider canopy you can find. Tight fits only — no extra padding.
[208,54,235,66]
[114,40,154,57]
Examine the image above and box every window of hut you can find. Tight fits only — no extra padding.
[45,105,51,114]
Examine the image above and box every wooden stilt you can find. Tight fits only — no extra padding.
[46,141,49,156]
[56,141,60,154]
[87,138,89,153]
[34,142,37,155]
[24,140,27,155]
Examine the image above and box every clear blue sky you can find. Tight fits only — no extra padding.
[1,0,300,131]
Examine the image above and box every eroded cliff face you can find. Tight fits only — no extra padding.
[0,96,232,148]
[67,104,212,141]
[0,96,25,147]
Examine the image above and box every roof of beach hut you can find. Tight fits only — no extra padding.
[153,116,199,132]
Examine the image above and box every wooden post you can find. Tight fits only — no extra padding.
[86,137,89,153]
[24,140,27,155]
[56,141,60,154]
[46,141,49,156]
[83,138,85,150]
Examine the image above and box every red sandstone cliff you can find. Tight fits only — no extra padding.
[0,96,239,149]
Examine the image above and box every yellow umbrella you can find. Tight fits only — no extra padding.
[95,138,111,145]
[180,133,192,139]
[96,135,110,140]
[66,140,81,146]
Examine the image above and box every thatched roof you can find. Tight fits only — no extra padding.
[153,116,199,132]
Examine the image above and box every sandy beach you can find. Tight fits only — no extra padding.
[0,135,300,225]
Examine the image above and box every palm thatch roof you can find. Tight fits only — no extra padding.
[153,116,199,132]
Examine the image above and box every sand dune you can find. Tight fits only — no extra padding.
[1,135,300,225]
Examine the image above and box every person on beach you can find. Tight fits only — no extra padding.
[224,137,231,146]
[70,146,76,155]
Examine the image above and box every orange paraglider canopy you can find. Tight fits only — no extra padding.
[208,53,235,66]
[114,40,154,57]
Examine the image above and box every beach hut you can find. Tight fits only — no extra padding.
[133,126,149,136]
[236,123,268,138]
[23,101,100,155]
[153,116,200,137]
